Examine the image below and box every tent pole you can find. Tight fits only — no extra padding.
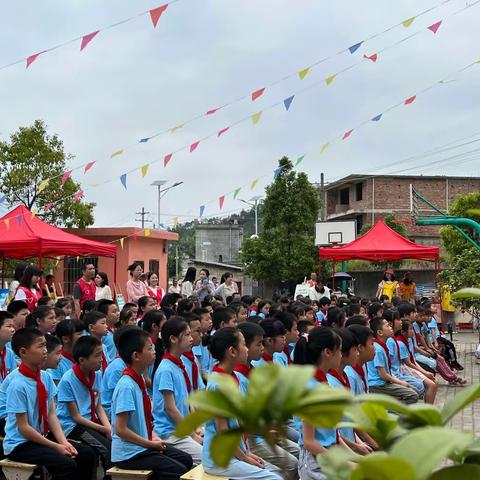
[113,256,117,299]
[332,260,336,291]
[1,257,5,288]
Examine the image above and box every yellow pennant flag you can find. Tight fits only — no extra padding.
[251,112,262,125]
[173,217,178,228]
[250,179,259,190]
[4,219,10,229]
[402,17,415,27]
[141,164,149,178]
[325,75,336,86]
[90,183,100,188]
[38,179,49,193]
[320,143,329,154]
[31,208,38,219]
[120,238,124,249]
[145,228,151,237]
[171,124,184,133]
[298,67,310,80]
[111,150,124,158]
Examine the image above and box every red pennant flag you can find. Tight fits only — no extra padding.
[61,170,72,186]
[26,51,46,68]
[404,95,416,105]
[164,153,173,167]
[427,21,442,34]
[217,127,229,137]
[132,233,138,241]
[206,107,220,115]
[363,53,378,63]
[84,161,96,173]
[251,88,266,101]
[80,31,99,51]
[342,129,354,140]
[150,4,169,28]
[219,195,225,210]
[74,191,84,201]
[190,141,200,153]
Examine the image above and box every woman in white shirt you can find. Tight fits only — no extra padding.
[95,271,113,301]
[214,272,239,305]
[308,278,331,302]
[180,267,196,298]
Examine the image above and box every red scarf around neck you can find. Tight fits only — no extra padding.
[234,363,253,378]
[314,368,328,383]
[0,346,7,379]
[352,364,368,392]
[19,363,49,435]
[212,364,239,385]
[396,335,415,363]
[162,353,192,393]
[101,352,108,372]
[328,369,351,389]
[283,345,292,365]
[61,350,75,363]
[374,338,392,371]
[72,364,98,423]
[262,352,274,363]
[122,367,152,440]
[182,351,199,391]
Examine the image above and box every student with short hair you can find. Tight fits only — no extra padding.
[97,299,120,363]
[83,311,109,372]
[4,328,96,480]
[45,335,62,372]
[192,309,214,381]
[111,329,192,479]
[272,312,299,365]
[345,325,375,395]
[54,308,66,323]
[251,320,287,367]
[7,300,30,330]
[181,314,205,391]
[212,307,238,331]
[0,312,17,383]
[55,298,74,319]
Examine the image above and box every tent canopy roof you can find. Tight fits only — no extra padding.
[0,205,116,259]
[319,220,439,262]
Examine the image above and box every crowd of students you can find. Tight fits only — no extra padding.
[0,263,468,480]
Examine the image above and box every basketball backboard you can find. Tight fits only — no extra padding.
[315,221,356,246]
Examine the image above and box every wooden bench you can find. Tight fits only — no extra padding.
[180,464,228,480]
[0,459,38,480]
[106,466,153,480]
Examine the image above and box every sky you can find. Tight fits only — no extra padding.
[1,0,480,228]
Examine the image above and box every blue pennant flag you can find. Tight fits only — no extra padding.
[139,137,150,143]
[371,114,383,122]
[274,167,282,178]
[199,205,205,217]
[283,95,295,111]
[120,174,127,189]
[348,42,363,54]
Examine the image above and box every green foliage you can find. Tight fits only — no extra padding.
[240,157,320,286]
[0,120,94,228]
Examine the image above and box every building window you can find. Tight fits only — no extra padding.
[339,187,350,205]
[64,256,98,295]
[355,182,363,201]
[148,260,159,277]
[356,215,364,235]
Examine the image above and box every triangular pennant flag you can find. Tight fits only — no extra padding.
[348,42,363,54]
[325,75,336,86]
[132,233,137,241]
[171,124,184,133]
[283,95,295,111]
[371,114,383,122]
[206,107,220,115]
[80,31,99,51]
[139,137,150,143]
[320,143,329,154]
[363,53,378,63]
[233,187,241,199]
[0,195,5,204]
[111,150,123,158]
[45,203,53,211]
[217,127,230,137]
[273,167,282,178]
[61,170,72,186]
[150,4,169,28]
[26,51,46,68]
[427,21,442,34]
[173,217,178,228]
[251,112,262,125]
[250,179,259,190]
[74,191,84,201]
[402,17,415,27]
[294,155,305,167]
[219,195,225,209]
[38,179,49,193]
[17,215,22,226]
[31,208,38,219]
[251,87,266,101]
[164,153,173,167]
[84,161,96,173]
[145,228,151,237]
[199,205,205,217]
[141,164,149,178]
[4,219,10,229]
[298,68,310,80]
[120,238,124,249]
[404,95,417,105]
[120,174,127,189]
[342,129,354,140]
[190,141,200,153]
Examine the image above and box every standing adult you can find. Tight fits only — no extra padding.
[308,277,331,302]
[168,277,181,295]
[95,271,113,301]
[376,267,398,301]
[14,264,43,312]
[146,271,165,305]
[441,284,457,333]
[194,268,215,301]
[214,272,239,305]
[9,262,28,300]
[306,272,318,287]
[180,267,196,298]
[73,262,97,317]
[397,271,416,304]
[125,262,148,304]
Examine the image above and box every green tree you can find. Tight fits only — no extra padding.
[240,157,320,289]
[0,120,95,228]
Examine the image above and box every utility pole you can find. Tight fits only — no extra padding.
[320,172,326,221]
[135,207,151,229]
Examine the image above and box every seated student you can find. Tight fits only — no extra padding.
[314,297,331,326]
[235,322,299,480]
[273,312,299,365]
[26,306,57,335]
[297,320,315,337]
[38,296,55,308]
[366,318,419,404]
[4,328,96,480]
[324,307,346,329]
[345,315,369,327]
[368,303,384,321]
[45,334,62,379]
[0,312,17,383]
[80,299,97,322]
[252,320,287,367]
[83,311,109,372]
[212,307,238,332]
[54,308,66,324]
[181,313,205,391]
[229,302,249,324]
[202,327,281,479]
[345,325,375,395]
[57,335,112,475]
[256,300,272,320]
[111,328,192,479]
[96,299,120,363]
[48,319,85,383]
[138,296,158,323]
[192,308,214,381]
[7,300,30,330]
[56,298,74,320]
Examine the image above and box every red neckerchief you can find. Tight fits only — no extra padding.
[328,369,351,390]
[122,367,152,440]
[234,363,253,378]
[262,352,274,363]
[352,364,368,392]
[396,335,415,363]
[107,327,114,334]
[72,364,98,423]
[182,351,199,391]
[61,350,75,363]
[374,339,392,371]
[162,353,192,393]
[101,352,108,372]
[0,347,7,379]
[314,368,328,383]
[283,345,292,365]
[19,363,49,435]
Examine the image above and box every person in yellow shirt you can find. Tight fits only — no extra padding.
[397,272,416,304]
[441,285,457,333]
[376,268,398,301]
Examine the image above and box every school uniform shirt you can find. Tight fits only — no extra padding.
[48,355,75,382]
[344,365,368,396]
[192,344,214,376]
[366,342,390,387]
[428,318,440,343]
[386,338,402,377]
[3,370,56,455]
[103,331,117,364]
[272,351,289,367]
[56,369,102,435]
[181,354,205,391]
[111,374,150,462]
[0,368,20,419]
[0,346,19,383]
[152,358,191,439]
[326,372,355,443]
[101,357,127,420]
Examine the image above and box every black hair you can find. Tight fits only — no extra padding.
[142,310,167,334]
[11,328,44,357]
[289,305,305,319]
[210,327,241,361]
[160,293,182,309]
[360,298,370,307]
[383,271,396,281]
[379,294,390,304]
[96,271,109,287]
[212,307,236,330]
[182,312,201,324]
[177,299,194,315]
[297,319,314,334]
[54,307,66,319]
[193,307,210,317]
[37,296,53,307]
[14,263,28,282]
[46,333,62,353]
[220,272,233,284]
[161,317,189,350]
[402,272,413,285]
[26,306,54,329]
[96,299,116,315]
[81,299,96,316]
[348,304,361,317]
[55,318,85,341]
[113,325,139,348]
[119,309,135,326]
[259,319,286,338]
[182,267,197,284]
[237,322,264,347]
[370,317,387,338]
[294,327,341,365]
[122,303,137,312]
[368,302,383,319]
[83,311,107,331]
[345,315,369,327]
[391,296,402,307]
[127,262,143,275]
[81,262,95,272]
[319,297,331,308]
[348,324,374,346]
[335,328,359,355]
[73,335,101,362]
[401,318,411,333]
[19,264,42,290]
[398,303,415,318]
[240,295,254,306]
[0,311,13,328]
[199,268,210,277]
[272,311,297,332]
[118,328,150,365]
[325,307,346,328]
[383,309,400,325]
[45,274,54,282]
[138,296,155,315]
[7,300,29,315]
[56,298,72,310]
[257,299,272,314]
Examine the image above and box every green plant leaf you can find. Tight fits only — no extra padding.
[210,430,243,468]
[205,373,245,412]
[316,445,358,480]
[356,393,411,416]
[398,404,443,429]
[441,384,480,424]
[428,464,480,480]
[351,453,415,480]
[188,390,241,419]
[451,288,480,299]
[174,409,214,438]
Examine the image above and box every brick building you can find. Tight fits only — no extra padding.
[324,174,480,245]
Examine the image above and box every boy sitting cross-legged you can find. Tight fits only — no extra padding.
[4,328,96,480]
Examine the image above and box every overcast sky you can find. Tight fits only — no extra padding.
[1,0,480,227]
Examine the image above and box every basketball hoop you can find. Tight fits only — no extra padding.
[330,241,340,248]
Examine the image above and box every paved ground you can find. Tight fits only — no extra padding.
[434,331,479,434]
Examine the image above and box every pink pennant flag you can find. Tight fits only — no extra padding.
[164,153,173,167]
[217,127,230,137]
[26,51,46,68]
[190,141,200,153]
[251,88,266,101]
[363,53,378,63]
[80,31,99,51]
[150,4,169,28]
[206,107,220,115]
[219,195,225,210]
[427,21,442,34]
[404,95,417,105]
[74,191,84,201]
[61,170,72,186]
[342,129,354,140]
[84,161,96,173]
[45,203,53,211]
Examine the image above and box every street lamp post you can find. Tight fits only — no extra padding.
[239,195,262,236]
[151,180,184,229]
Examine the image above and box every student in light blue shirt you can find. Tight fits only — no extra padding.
[272,312,299,367]
[0,312,18,383]
[251,320,287,368]
[96,299,121,363]
[181,314,205,391]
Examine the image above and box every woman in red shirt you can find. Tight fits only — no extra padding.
[146,271,165,305]
[14,264,43,312]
